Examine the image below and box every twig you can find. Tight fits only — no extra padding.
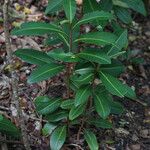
[133,99,148,107]
[77,118,85,143]
[3,1,31,150]
[68,143,84,150]
[0,105,9,111]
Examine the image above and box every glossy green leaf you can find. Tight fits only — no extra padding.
[110,101,125,114]
[63,0,76,22]
[11,22,65,36]
[72,73,94,86]
[75,32,117,46]
[107,29,128,57]
[34,96,61,115]
[122,0,146,16]
[42,123,57,136]
[124,84,136,100]
[44,36,61,46]
[106,95,125,114]
[101,61,125,77]
[75,67,94,75]
[112,0,129,8]
[93,89,110,119]
[45,0,63,14]
[69,104,85,120]
[28,63,64,83]
[74,85,91,106]
[99,0,113,11]
[0,115,20,137]
[58,33,70,48]
[45,110,68,122]
[99,71,127,97]
[84,130,99,150]
[60,99,74,109]
[47,49,79,62]
[89,118,113,129]
[83,0,99,13]
[14,49,52,66]
[50,126,67,150]
[114,7,132,24]
[78,49,111,64]
[73,11,113,28]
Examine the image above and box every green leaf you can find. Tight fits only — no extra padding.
[44,36,61,46]
[83,0,99,13]
[75,32,117,46]
[69,104,85,120]
[71,73,94,86]
[99,71,127,97]
[110,101,125,114]
[112,0,129,8]
[28,63,64,83]
[89,118,113,129]
[34,96,61,115]
[45,0,63,14]
[107,29,128,57]
[73,11,113,28]
[100,0,113,11]
[122,0,146,16]
[93,89,110,119]
[50,126,67,150]
[101,60,125,77]
[47,49,79,62]
[0,115,20,137]
[45,110,68,122]
[74,85,91,106]
[124,84,136,100]
[114,7,132,24]
[78,49,111,64]
[58,33,70,48]
[75,62,94,75]
[75,67,94,75]
[14,49,52,66]
[63,0,76,22]
[42,123,57,136]
[11,22,65,36]
[60,99,74,109]
[106,95,125,114]
[84,130,99,150]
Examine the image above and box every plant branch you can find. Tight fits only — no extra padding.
[3,1,31,150]
[77,118,85,143]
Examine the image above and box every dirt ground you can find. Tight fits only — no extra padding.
[0,1,150,150]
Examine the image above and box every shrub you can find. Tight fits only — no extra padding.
[12,0,146,149]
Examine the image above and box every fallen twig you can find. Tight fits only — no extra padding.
[67,144,84,150]
[3,0,31,149]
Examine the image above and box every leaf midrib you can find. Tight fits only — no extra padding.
[107,30,126,55]
[86,131,97,150]
[30,65,63,81]
[74,13,110,28]
[80,52,110,63]
[100,72,124,96]
[75,74,93,82]
[70,105,83,119]
[54,126,65,149]
[13,27,64,35]
[76,37,114,45]
[95,93,105,117]
[16,52,51,64]
[39,99,60,113]
[76,86,90,105]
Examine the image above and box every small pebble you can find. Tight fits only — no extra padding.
[130,144,141,150]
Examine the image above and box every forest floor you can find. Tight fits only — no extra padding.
[0,1,150,150]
